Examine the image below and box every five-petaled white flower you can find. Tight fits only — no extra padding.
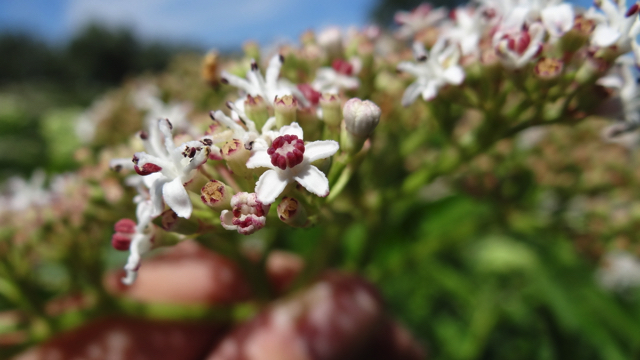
[207,102,278,153]
[131,118,210,219]
[597,56,640,143]
[221,54,309,108]
[397,40,465,106]
[311,59,361,94]
[494,22,545,68]
[394,3,448,39]
[246,123,339,205]
[589,0,640,52]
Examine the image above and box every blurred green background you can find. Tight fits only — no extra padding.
[1,1,640,359]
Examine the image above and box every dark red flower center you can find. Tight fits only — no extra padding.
[267,135,305,170]
[297,83,322,105]
[503,31,531,55]
[331,59,354,76]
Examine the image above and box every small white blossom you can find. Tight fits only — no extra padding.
[397,40,465,106]
[132,84,193,134]
[246,123,339,205]
[220,192,270,235]
[208,101,278,152]
[440,7,486,57]
[0,170,51,212]
[311,59,361,94]
[131,118,210,218]
[589,0,640,52]
[495,22,545,68]
[597,250,640,292]
[221,54,309,108]
[394,3,448,39]
[597,57,640,144]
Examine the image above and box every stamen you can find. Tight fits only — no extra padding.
[267,135,306,170]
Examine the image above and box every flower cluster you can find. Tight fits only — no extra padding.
[107,50,382,283]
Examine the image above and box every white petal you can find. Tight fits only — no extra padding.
[279,122,304,138]
[255,169,290,204]
[163,177,192,218]
[304,140,339,162]
[632,41,640,67]
[149,177,168,217]
[220,210,237,230]
[401,81,424,107]
[266,54,283,87]
[596,74,624,89]
[246,149,274,169]
[541,4,574,37]
[221,70,254,93]
[109,158,134,171]
[135,200,154,230]
[397,61,422,76]
[592,25,621,47]
[293,165,330,197]
[421,82,439,101]
[443,66,465,85]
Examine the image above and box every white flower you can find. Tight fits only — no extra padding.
[207,102,278,153]
[597,56,640,144]
[311,59,361,94]
[541,3,575,38]
[131,118,210,218]
[132,84,193,134]
[1,170,51,212]
[75,96,114,143]
[221,55,309,108]
[495,22,545,68]
[589,0,640,51]
[440,7,486,57]
[246,123,339,204]
[394,3,448,39]
[597,250,640,291]
[220,192,270,235]
[397,41,465,106]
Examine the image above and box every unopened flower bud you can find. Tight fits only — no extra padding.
[317,26,344,61]
[297,83,322,106]
[319,93,342,129]
[277,197,309,227]
[244,95,269,130]
[201,180,233,210]
[112,218,136,251]
[222,139,252,177]
[534,57,563,80]
[274,95,298,128]
[342,98,381,138]
[221,192,270,235]
[201,50,220,86]
[561,15,595,52]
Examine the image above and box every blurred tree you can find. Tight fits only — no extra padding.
[370,0,464,26]
[0,25,191,179]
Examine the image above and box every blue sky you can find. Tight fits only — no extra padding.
[0,0,376,49]
[0,0,599,49]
